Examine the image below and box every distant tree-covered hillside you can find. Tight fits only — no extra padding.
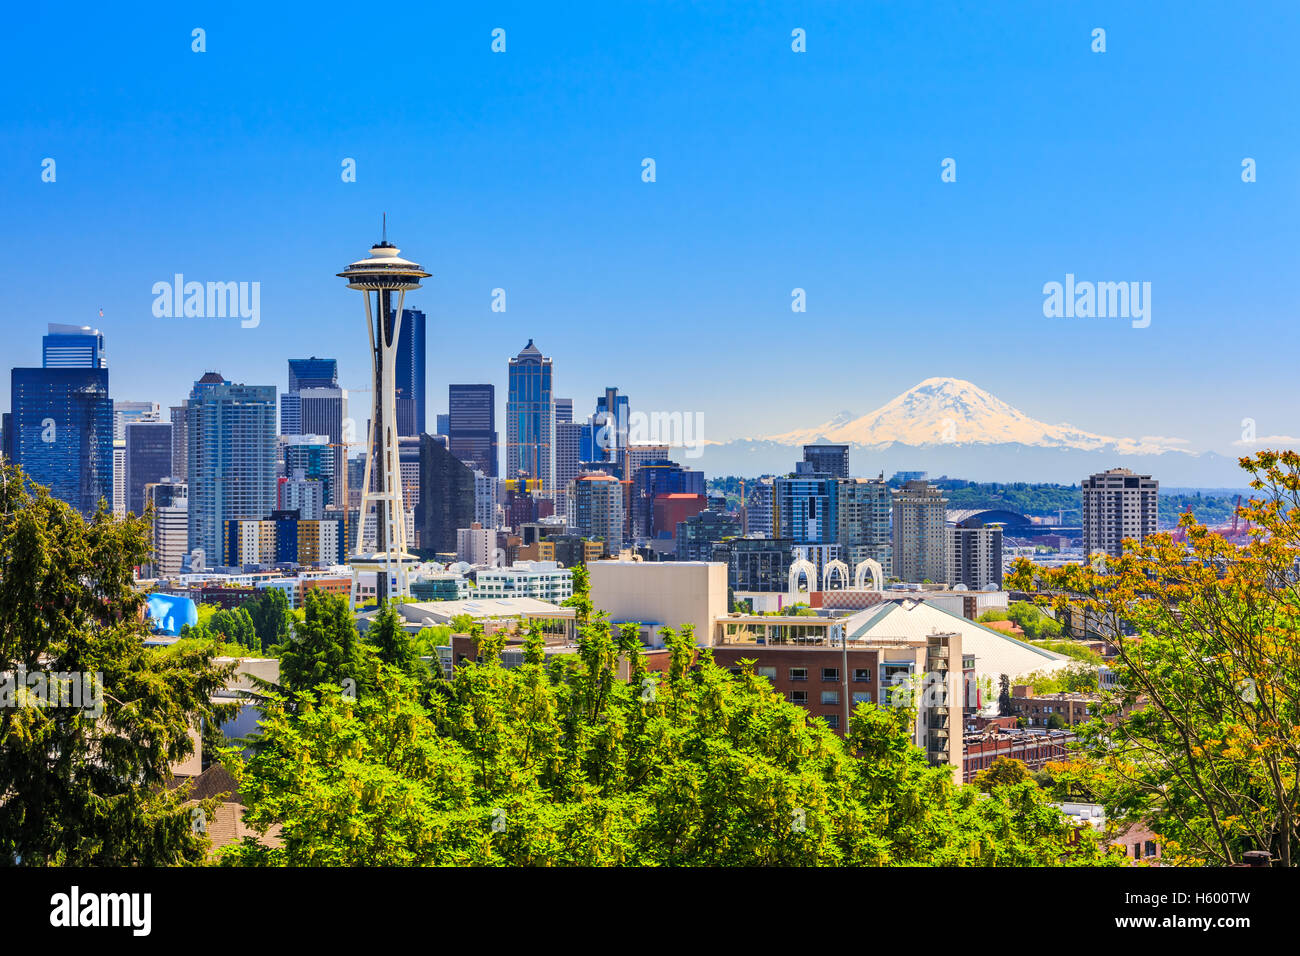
[709,476,1247,527]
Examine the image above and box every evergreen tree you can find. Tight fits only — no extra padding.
[365,601,423,680]
[0,464,237,864]
[278,589,375,697]
[241,587,294,648]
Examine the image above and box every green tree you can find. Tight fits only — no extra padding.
[972,756,1031,791]
[561,563,592,632]
[414,625,451,654]
[224,609,1118,866]
[365,601,424,681]
[1008,450,1300,866]
[208,606,260,652]
[1006,601,1064,640]
[241,587,294,648]
[278,589,375,696]
[0,464,236,864]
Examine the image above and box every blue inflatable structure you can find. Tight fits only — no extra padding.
[146,593,199,636]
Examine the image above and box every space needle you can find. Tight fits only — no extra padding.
[338,220,430,607]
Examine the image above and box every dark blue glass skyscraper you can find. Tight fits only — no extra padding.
[448,383,497,476]
[287,357,338,392]
[10,367,113,516]
[392,308,426,437]
[124,420,172,515]
[506,340,554,493]
[42,323,107,369]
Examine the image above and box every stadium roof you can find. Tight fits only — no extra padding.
[946,508,1033,528]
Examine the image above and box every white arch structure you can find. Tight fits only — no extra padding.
[788,557,816,595]
[853,558,884,591]
[823,559,849,591]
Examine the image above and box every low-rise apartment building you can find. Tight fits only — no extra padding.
[709,615,965,776]
[474,561,574,603]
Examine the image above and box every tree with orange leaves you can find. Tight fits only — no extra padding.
[1007,450,1300,866]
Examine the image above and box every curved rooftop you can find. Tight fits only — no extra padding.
[946,508,1033,529]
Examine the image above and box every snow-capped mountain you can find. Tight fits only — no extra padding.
[676,377,1239,484]
[762,377,1186,454]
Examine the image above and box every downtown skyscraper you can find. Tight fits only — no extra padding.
[447,383,497,477]
[506,340,555,495]
[891,479,949,584]
[393,308,426,437]
[1082,467,1159,559]
[186,373,278,566]
[124,419,172,515]
[280,357,346,507]
[8,324,113,517]
[42,323,107,369]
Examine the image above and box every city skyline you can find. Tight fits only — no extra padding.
[3,2,1297,463]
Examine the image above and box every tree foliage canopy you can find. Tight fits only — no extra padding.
[1008,450,1300,866]
[0,464,236,864]
[223,580,1117,866]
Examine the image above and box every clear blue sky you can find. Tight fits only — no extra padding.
[2,1,1296,456]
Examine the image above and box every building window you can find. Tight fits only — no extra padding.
[821,667,839,682]
[790,691,808,705]
[1144,841,1156,858]
[854,668,872,682]
[852,691,871,706]
[824,714,839,730]
[790,668,808,682]
[821,691,839,706]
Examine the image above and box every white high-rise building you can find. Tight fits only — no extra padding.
[280,468,326,520]
[457,522,496,566]
[1082,468,1158,559]
[145,480,188,577]
[473,471,504,530]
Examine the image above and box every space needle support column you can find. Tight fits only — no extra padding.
[338,230,430,609]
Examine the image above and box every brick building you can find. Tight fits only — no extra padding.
[709,614,967,775]
[962,729,1074,783]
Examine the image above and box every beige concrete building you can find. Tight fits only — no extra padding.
[891,480,948,583]
[588,560,728,647]
[1082,467,1158,559]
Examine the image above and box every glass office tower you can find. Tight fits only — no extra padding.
[506,340,555,494]
[124,420,173,515]
[186,376,278,565]
[448,383,497,477]
[10,366,113,516]
[393,308,426,437]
